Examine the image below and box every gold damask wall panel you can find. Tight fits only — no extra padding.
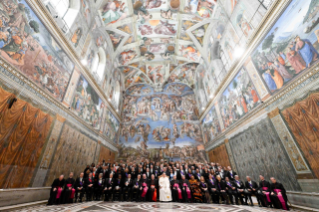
[208,144,231,168]
[282,92,319,179]
[46,124,97,186]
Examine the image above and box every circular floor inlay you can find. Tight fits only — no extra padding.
[120,204,138,207]
[151,204,181,209]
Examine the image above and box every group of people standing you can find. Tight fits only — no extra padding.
[47,160,290,210]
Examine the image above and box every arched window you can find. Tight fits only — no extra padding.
[45,0,80,33]
[112,81,121,110]
[92,48,106,84]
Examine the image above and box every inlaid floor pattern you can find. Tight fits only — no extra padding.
[11,201,304,212]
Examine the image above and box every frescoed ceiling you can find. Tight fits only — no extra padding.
[98,0,219,89]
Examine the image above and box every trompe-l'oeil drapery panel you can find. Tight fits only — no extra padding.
[282,93,319,179]
[98,145,115,164]
[0,86,53,189]
[208,144,231,168]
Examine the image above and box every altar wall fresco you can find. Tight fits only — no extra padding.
[119,83,207,162]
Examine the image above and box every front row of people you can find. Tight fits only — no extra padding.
[47,172,289,210]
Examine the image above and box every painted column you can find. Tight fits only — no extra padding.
[32,114,65,187]
[244,57,270,101]
[268,108,310,174]
[225,139,238,173]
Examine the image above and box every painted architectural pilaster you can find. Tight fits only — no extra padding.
[32,115,65,187]
[225,139,237,173]
[63,67,81,107]
[245,58,270,101]
[215,101,225,131]
[268,108,310,174]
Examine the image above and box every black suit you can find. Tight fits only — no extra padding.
[74,177,85,202]
[84,177,94,201]
[94,178,105,200]
[145,172,151,179]
[104,178,114,201]
[226,171,237,181]
[234,180,246,205]
[244,180,260,206]
[123,178,133,201]
[207,178,219,203]
[113,178,123,201]
[225,181,238,204]
[131,178,141,201]
[217,180,229,204]
[100,169,109,179]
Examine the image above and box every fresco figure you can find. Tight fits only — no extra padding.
[71,28,82,47]
[295,36,318,68]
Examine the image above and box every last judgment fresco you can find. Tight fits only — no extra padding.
[119,83,207,162]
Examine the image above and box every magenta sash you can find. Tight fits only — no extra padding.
[174,183,182,199]
[183,183,191,199]
[274,189,287,210]
[67,184,75,199]
[262,187,271,202]
[56,187,62,199]
[141,183,148,197]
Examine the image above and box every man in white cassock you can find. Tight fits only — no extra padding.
[159,172,172,201]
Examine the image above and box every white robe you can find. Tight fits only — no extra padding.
[159,176,172,201]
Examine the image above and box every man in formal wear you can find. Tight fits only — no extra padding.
[226,166,237,181]
[123,174,133,201]
[104,173,114,201]
[270,177,289,210]
[47,175,65,205]
[216,175,229,204]
[259,175,272,207]
[207,173,219,204]
[63,172,76,204]
[140,174,149,201]
[75,172,85,203]
[150,165,155,175]
[85,173,94,201]
[94,173,105,200]
[180,175,191,202]
[194,168,201,181]
[234,175,247,205]
[171,175,182,202]
[113,174,123,201]
[132,174,141,201]
[159,172,172,202]
[217,167,225,180]
[148,174,158,202]
[100,165,109,179]
[245,176,260,206]
[145,168,151,179]
[225,177,238,205]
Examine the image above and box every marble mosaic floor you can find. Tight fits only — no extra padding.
[10,201,303,212]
